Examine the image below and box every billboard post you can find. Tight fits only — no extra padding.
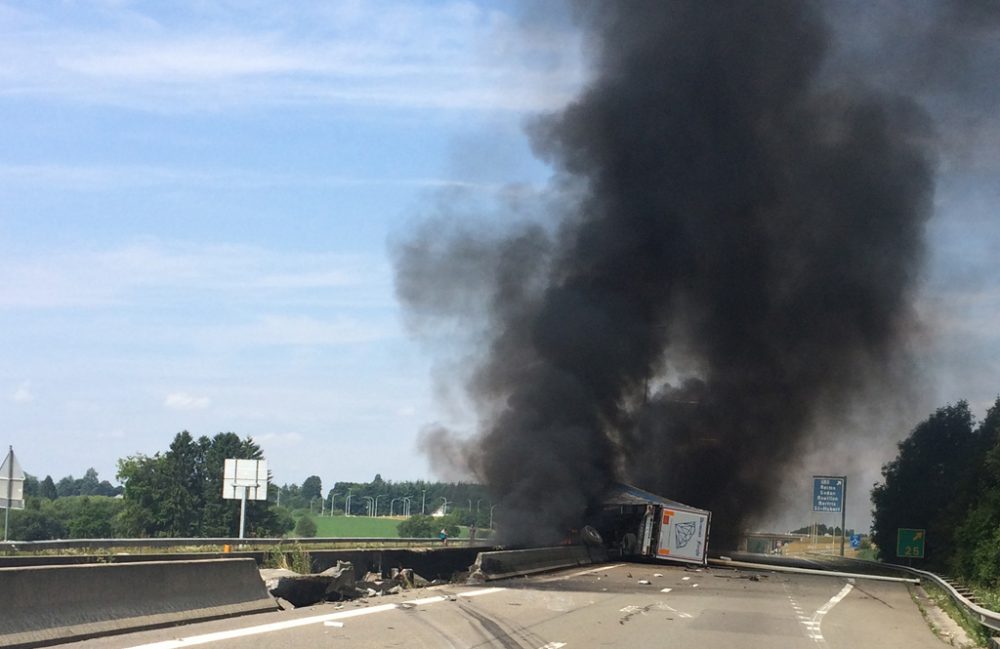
[222,459,268,539]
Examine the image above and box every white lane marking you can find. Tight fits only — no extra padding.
[679,612,693,619]
[691,583,699,588]
[799,581,854,643]
[539,643,566,649]
[123,588,507,649]
[537,564,625,582]
[681,576,690,581]
[123,604,399,649]
[660,588,672,593]
[323,621,344,628]
[461,587,506,598]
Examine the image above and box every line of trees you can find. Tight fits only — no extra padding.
[871,398,1000,585]
[275,474,493,526]
[3,431,495,541]
[2,467,125,541]
[115,431,292,537]
[21,468,122,500]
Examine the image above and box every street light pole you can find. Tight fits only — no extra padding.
[439,497,449,515]
[375,494,387,517]
[489,504,497,529]
[362,496,374,517]
[421,490,427,515]
[345,489,353,517]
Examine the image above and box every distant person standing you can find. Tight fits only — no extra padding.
[439,528,448,545]
[469,524,477,544]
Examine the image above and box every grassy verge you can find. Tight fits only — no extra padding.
[971,584,1000,613]
[917,581,990,647]
[299,514,403,538]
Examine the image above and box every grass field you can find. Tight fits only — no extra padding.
[294,514,474,539]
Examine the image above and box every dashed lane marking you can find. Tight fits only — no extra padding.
[799,581,854,643]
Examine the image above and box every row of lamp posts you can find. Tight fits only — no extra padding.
[307,487,498,527]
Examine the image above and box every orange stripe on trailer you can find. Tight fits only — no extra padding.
[658,548,670,555]
[662,510,674,524]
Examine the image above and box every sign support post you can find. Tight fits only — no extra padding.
[839,476,847,557]
[4,447,11,542]
[239,486,248,540]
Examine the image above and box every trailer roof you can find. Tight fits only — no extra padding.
[602,483,710,515]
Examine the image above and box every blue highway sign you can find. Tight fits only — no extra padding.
[812,476,844,513]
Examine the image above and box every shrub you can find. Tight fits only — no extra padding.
[294,515,317,538]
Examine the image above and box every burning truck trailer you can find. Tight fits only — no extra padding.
[586,484,711,566]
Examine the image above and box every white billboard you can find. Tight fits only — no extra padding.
[656,506,710,564]
[222,458,268,501]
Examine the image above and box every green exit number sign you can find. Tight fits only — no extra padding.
[896,528,926,559]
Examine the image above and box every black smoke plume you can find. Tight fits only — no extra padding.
[393,1,962,547]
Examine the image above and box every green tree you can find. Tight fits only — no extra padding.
[117,431,290,538]
[294,515,317,537]
[49,496,124,538]
[39,475,58,500]
[871,402,986,567]
[301,476,322,502]
[397,514,460,538]
[397,514,436,537]
[78,468,101,496]
[951,397,1000,584]
[22,473,39,497]
[6,506,66,541]
[56,475,78,497]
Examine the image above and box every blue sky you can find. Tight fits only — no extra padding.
[1,1,997,526]
[0,0,582,487]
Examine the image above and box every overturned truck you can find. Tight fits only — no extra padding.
[591,483,711,565]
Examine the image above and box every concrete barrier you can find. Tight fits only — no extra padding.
[0,558,276,648]
[472,545,608,581]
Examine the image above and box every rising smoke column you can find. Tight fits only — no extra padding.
[394,1,935,546]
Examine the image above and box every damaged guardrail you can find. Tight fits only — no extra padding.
[879,563,1000,634]
[799,555,1000,635]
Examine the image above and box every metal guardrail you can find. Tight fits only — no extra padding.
[811,555,1000,634]
[893,564,1000,634]
[0,536,496,553]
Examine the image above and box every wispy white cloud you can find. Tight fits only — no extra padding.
[203,314,396,347]
[0,2,583,113]
[0,163,502,192]
[12,380,33,402]
[0,240,391,309]
[164,392,211,410]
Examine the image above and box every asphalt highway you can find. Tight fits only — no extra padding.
[69,561,948,649]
